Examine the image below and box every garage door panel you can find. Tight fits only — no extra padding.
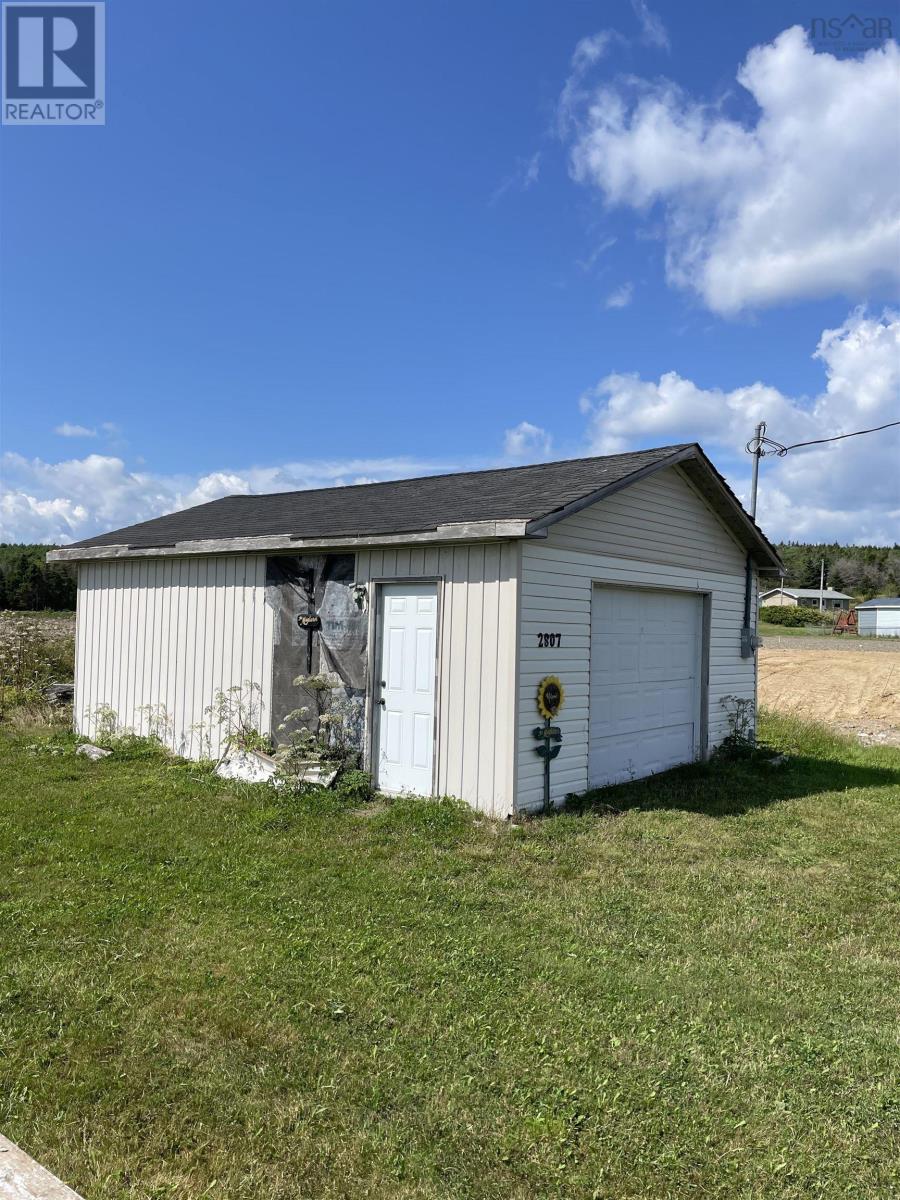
[589,692,616,725]
[590,685,657,734]
[613,639,642,681]
[669,638,695,673]
[590,586,702,789]
[638,637,670,679]
[589,679,696,742]
[589,723,696,786]
[663,680,695,720]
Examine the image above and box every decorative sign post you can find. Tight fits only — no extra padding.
[534,675,565,813]
[297,611,322,674]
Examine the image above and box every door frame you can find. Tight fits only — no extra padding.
[365,577,444,794]
[589,580,711,772]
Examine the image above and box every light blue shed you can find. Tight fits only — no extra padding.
[856,597,900,638]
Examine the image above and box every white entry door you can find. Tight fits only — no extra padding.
[590,585,703,788]
[375,583,438,795]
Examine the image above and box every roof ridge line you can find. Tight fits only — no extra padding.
[217,443,695,503]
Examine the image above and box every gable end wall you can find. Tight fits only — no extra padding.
[515,466,757,812]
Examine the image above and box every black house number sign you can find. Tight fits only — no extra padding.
[537,632,562,648]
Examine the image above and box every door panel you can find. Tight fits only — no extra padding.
[376,583,438,795]
[590,586,702,788]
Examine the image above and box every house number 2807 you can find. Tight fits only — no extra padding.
[537,632,562,648]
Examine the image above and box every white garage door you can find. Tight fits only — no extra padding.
[590,586,703,788]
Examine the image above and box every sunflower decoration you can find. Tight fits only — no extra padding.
[536,676,565,720]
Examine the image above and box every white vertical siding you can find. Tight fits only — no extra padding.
[857,610,876,635]
[355,542,519,817]
[859,607,900,636]
[516,466,758,813]
[75,556,273,759]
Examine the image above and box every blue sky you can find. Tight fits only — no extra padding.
[2,0,899,543]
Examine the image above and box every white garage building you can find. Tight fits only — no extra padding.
[48,443,781,816]
[856,597,900,637]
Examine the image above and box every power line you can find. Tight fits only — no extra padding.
[746,420,900,458]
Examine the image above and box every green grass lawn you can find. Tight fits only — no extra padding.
[757,622,831,638]
[1,715,898,1200]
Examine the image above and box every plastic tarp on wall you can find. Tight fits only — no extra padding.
[265,555,368,754]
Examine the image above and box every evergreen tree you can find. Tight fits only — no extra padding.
[0,544,76,611]
[773,541,899,597]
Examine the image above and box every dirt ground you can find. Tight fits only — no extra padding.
[759,646,900,746]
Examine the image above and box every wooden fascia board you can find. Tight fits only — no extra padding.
[45,519,531,563]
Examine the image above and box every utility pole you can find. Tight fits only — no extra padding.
[819,558,825,612]
[749,421,765,519]
[741,420,766,661]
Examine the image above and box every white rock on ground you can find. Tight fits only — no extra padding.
[75,744,111,761]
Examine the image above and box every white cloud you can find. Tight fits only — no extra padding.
[0,493,89,544]
[503,421,553,460]
[572,31,614,71]
[566,27,900,313]
[490,152,541,205]
[5,315,896,546]
[576,236,617,273]
[630,0,669,50]
[558,32,618,135]
[180,472,253,509]
[0,454,452,545]
[54,423,96,438]
[604,281,634,309]
[579,309,900,541]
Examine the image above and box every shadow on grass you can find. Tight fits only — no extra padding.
[566,754,900,818]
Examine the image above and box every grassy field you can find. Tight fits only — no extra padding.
[0,611,75,719]
[757,621,831,638]
[1,715,898,1200]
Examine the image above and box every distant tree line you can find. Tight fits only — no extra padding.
[0,545,76,611]
[775,543,900,599]
[2,539,897,610]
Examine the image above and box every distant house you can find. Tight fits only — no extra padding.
[855,597,900,638]
[759,586,851,611]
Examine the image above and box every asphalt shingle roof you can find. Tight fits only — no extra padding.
[70,444,693,549]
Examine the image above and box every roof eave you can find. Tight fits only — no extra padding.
[46,445,783,571]
[45,519,533,563]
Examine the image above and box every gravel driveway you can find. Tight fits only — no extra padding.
[760,635,900,652]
